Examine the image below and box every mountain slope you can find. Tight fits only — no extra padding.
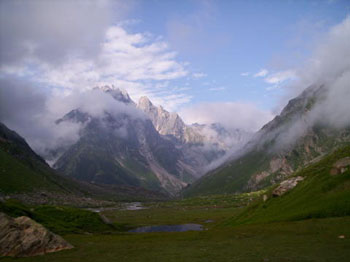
[138,96,252,175]
[183,85,350,197]
[0,122,81,194]
[138,96,188,143]
[230,145,350,225]
[54,88,196,195]
[0,122,166,203]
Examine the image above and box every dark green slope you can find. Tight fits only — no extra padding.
[0,122,167,202]
[0,122,80,194]
[230,145,350,225]
[184,85,350,197]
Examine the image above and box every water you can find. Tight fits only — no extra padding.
[123,202,146,210]
[84,202,147,213]
[129,224,203,233]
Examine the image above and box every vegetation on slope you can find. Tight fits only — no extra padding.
[230,145,350,225]
[0,199,114,234]
[0,122,168,202]
[183,85,350,198]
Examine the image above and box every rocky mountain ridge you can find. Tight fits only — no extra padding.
[183,84,350,197]
[54,87,196,195]
[53,86,252,195]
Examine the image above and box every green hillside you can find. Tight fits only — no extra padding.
[183,85,350,197]
[0,122,81,194]
[0,122,167,202]
[229,145,350,225]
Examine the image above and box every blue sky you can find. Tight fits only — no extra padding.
[126,0,350,111]
[1,0,349,132]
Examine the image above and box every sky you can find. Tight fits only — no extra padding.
[0,0,350,153]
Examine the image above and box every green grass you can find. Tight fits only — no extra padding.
[230,146,350,225]
[183,150,272,197]
[0,200,114,234]
[1,204,350,261]
[0,149,64,194]
[1,184,350,261]
[2,145,350,261]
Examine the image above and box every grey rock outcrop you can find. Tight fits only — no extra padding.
[330,157,350,175]
[0,213,73,257]
[137,96,252,175]
[272,176,304,197]
[138,96,188,142]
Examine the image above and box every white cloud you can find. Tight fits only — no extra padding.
[253,69,269,77]
[180,102,274,132]
[0,0,132,66]
[37,26,188,88]
[240,72,250,76]
[264,70,296,84]
[192,72,206,78]
[269,16,350,151]
[0,0,192,112]
[1,24,190,111]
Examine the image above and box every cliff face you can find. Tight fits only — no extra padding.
[138,96,252,175]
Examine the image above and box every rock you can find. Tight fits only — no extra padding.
[98,213,112,224]
[272,176,304,197]
[0,213,73,257]
[338,235,345,239]
[330,157,350,175]
[263,195,268,202]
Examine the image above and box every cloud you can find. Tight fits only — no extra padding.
[1,25,190,112]
[192,72,207,78]
[0,77,148,158]
[6,26,188,90]
[267,16,350,151]
[0,0,191,113]
[180,102,274,132]
[0,77,82,156]
[264,70,296,84]
[240,72,250,76]
[0,0,132,67]
[253,69,269,77]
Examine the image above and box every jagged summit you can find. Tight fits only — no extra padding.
[137,97,186,142]
[138,96,153,108]
[94,85,134,104]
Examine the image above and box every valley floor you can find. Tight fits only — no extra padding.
[2,195,350,262]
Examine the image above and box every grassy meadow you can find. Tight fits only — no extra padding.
[1,193,350,262]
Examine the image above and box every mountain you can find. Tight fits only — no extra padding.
[183,84,350,197]
[0,122,166,203]
[138,96,188,143]
[230,145,350,225]
[54,87,196,195]
[137,96,252,175]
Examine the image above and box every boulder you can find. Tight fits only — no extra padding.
[330,157,350,175]
[272,176,304,197]
[0,212,73,257]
